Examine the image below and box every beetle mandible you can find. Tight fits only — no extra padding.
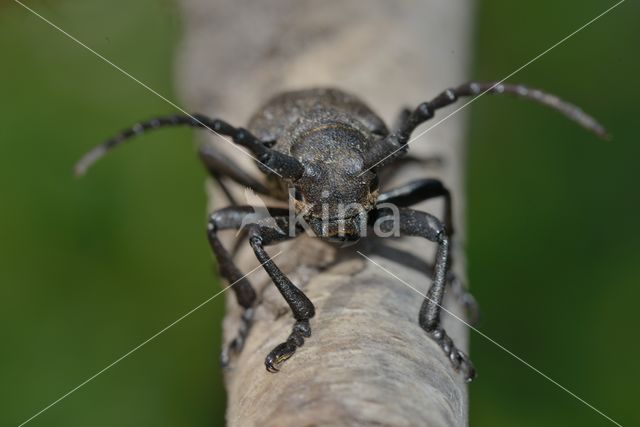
[76,83,607,381]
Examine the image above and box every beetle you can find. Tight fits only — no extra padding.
[76,83,606,382]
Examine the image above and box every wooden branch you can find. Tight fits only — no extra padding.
[176,1,475,425]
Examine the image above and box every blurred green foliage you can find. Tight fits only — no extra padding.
[1,1,637,426]
[1,1,223,426]
[468,2,639,426]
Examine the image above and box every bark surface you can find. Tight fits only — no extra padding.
[176,1,475,425]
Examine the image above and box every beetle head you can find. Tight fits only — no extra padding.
[289,125,379,239]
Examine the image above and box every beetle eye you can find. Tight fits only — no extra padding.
[369,175,379,192]
[293,187,305,202]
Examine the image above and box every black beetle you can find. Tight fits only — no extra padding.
[76,83,606,381]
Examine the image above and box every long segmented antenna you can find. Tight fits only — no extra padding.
[75,115,193,176]
[74,114,304,179]
[452,82,609,139]
[365,81,609,170]
[395,82,610,144]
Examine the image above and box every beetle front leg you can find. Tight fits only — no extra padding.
[207,206,290,366]
[377,179,480,324]
[418,225,475,383]
[372,207,476,382]
[247,226,315,373]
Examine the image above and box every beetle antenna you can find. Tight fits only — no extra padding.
[75,115,195,176]
[457,82,609,139]
[365,82,610,170]
[75,114,304,179]
[395,82,610,144]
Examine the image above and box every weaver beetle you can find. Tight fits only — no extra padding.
[76,83,606,381]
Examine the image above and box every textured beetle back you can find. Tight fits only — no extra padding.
[247,88,388,146]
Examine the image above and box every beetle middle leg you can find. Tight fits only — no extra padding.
[370,206,475,382]
[377,179,479,324]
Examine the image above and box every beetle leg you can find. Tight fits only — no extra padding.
[377,179,479,324]
[391,107,412,133]
[378,178,453,234]
[378,155,444,184]
[198,143,272,205]
[247,224,315,373]
[207,206,289,366]
[370,207,476,382]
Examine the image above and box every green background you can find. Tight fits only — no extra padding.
[1,1,637,425]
